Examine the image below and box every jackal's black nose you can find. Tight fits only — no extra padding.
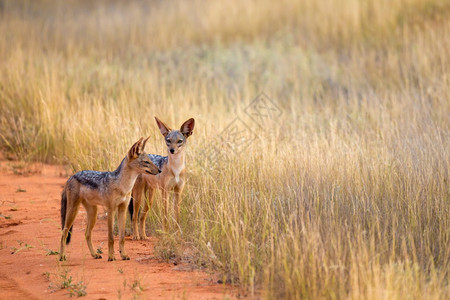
[170,148,175,154]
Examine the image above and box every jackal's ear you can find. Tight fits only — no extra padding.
[180,118,195,138]
[155,117,171,137]
[141,136,150,152]
[128,137,143,160]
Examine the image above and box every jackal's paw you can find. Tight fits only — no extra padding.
[108,256,116,261]
[140,236,148,240]
[59,255,66,261]
[92,254,102,259]
[132,236,140,240]
[121,255,130,260]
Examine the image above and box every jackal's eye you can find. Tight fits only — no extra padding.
[177,140,183,144]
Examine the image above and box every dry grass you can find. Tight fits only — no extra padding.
[0,0,449,298]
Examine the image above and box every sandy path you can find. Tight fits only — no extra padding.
[0,160,236,299]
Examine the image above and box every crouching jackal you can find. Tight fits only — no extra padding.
[59,137,161,261]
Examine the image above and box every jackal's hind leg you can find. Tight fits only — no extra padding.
[138,188,154,240]
[83,202,101,259]
[59,191,80,261]
[118,202,130,260]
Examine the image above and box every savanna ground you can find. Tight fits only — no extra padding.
[0,0,449,299]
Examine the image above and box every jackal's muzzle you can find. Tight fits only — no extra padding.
[145,168,161,175]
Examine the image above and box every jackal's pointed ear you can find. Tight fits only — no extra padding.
[155,117,171,137]
[128,137,143,160]
[141,136,150,152]
[180,118,195,138]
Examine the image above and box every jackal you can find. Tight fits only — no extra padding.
[59,137,160,261]
[129,117,195,239]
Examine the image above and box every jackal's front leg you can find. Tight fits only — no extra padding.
[162,188,169,230]
[174,184,184,225]
[117,202,130,260]
[107,208,116,261]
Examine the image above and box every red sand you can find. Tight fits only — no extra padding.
[0,160,238,299]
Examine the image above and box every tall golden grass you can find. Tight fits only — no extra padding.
[0,0,449,298]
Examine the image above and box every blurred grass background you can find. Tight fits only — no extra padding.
[0,0,449,298]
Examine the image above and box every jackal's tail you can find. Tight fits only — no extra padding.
[128,197,134,220]
[61,187,73,245]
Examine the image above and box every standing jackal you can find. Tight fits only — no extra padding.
[129,117,195,239]
[59,137,160,261]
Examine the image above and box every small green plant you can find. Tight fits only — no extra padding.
[43,271,51,281]
[46,249,59,256]
[96,242,103,254]
[10,240,33,254]
[16,186,26,192]
[59,269,73,289]
[128,272,145,299]
[61,270,87,297]
[117,278,127,300]
[68,281,87,298]
[130,279,143,292]
[0,214,12,220]
[47,267,87,297]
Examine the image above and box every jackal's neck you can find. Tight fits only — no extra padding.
[112,158,126,176]
[114,157,140,194]
[167,150,185,170]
